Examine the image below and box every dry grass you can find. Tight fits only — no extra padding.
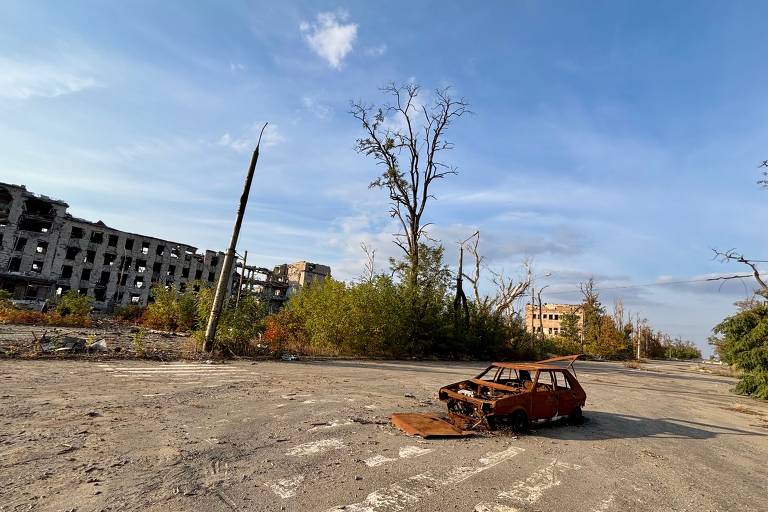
[623,360,643,370]
[695,364,739,378]
[0,308,92,327]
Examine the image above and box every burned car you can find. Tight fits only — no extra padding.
[437,355,586,432]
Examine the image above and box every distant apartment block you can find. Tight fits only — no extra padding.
[0,182,227,310]
[524,303,583,336]
[0,182,330,312]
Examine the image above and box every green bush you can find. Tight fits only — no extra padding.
[712,304,768,399]
[271,271,534,360]
[140,284,200,331]
[55,290,93,318]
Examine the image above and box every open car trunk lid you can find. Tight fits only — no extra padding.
[389,413,472,438]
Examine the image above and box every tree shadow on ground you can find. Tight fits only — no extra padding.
[530,411,764,441]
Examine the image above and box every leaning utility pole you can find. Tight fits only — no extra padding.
[203,123,268,352]
[236,250,248,307]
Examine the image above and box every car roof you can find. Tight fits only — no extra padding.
[489,355,582,372]
[490,362,572,371]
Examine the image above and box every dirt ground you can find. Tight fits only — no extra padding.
[1,358,767,512]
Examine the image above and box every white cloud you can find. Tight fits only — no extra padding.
[218,123,285,152]
[364,44,387,57]
[300,11,357,69]
[229,62,245,72]
[0,57,98,99]
[301,96,332,119]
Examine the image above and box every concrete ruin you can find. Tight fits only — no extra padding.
[233,261,332,312]
[0,182,330,311]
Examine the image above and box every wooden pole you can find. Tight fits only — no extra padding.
[203,123,267,352]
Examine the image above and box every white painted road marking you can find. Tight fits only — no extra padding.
[363,445,433,467]
[475,458,581,511]
[268,475,305,499]
[364,455,396,467]
[97,363,251,380]
[397,446,432,459]
[286,438,346,457]
[326,446,525,512]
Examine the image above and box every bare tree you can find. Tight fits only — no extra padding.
[759,160,768,188]
[461,231,532,317]
[612,298,625,332]
[712,249,768,295]
[351,82,470,288]
[359,242,377,283]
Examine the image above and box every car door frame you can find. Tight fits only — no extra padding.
[530,369,559,420]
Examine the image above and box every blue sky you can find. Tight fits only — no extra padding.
[2,1,767,353]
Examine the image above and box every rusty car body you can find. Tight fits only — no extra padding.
[436,355,586,432]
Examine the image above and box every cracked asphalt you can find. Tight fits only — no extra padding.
[1,358,766,512]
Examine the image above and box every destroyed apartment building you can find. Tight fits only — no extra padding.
[0,182,330,311]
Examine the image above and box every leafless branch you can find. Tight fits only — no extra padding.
[712,248,768,292]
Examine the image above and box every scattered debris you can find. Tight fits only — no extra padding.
[389,413,471,438]
[40,335,86,353]
[404,392,416,398]
[89,339,108,352]
[281,354,299,362]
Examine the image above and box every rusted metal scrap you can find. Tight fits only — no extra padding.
[390,355,587,437]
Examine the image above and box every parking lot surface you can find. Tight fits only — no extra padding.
[1,358,767,511]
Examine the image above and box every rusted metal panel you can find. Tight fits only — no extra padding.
[389,413,472,438]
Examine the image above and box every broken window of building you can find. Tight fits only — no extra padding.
[119,256,132,270]
[84,250,96,264]
[108,234,118,247]
[211,256,219,267]
[170,247,180,259]
[31,261,43,273]
[0,233,3,248]
[24,285,40,300]
[79,287,89,296]
[195,269,203,280]
[0,187,13,225]
[103,253,116,266]
[208,272,215,282]
[134,276,144,288]
[179,282,186,292]
[13,237,27,251]
[156,245,165,256]
[56,286,70,296]
[120,274,128,286]
[152,261,162,273]
[65,246,80,260]
[181,267,189,278]
[61,265,73,278]
[134,259,147,273]
[19,197,55,232]
[94,288,106,301]
[141,241,150,255]
[167,265,176,276]
[81,268,92,281]
[98,271,110,285]
[70,226,84,239]
[90,231,104,244]
[9,257,21,272]
[130,293,141,304]
[125,238,135,250]
[35,241,48,254]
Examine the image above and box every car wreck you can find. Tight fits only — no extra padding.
[391,355,586,437]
